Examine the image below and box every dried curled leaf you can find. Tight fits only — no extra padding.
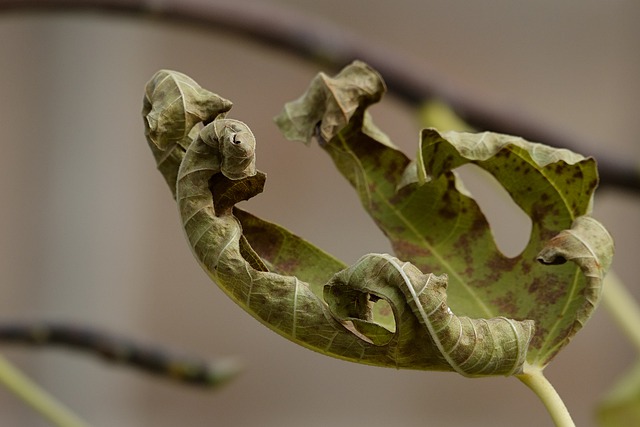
[143,70,232,196]
[537,216,614,329]
[275,60,614,368]
[142,67,538,376]
[274,61,391,146]
[325,253,534,376]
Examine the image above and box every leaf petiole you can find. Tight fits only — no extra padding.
[517,364,575,427]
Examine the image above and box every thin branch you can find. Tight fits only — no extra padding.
[0,353,92,427]
[0,0,638,192]
[0,321,239,388]
[601,271,640,354]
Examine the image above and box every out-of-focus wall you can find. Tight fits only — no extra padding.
[0,1,638,426]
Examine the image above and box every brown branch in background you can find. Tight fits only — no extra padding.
[0,0,638,193]
[0,321,239,388]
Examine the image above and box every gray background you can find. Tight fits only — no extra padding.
[0,1,638,426]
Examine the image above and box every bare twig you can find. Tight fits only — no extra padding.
[1,0,639,192]
[0,0,637,191]
[0,321,239,387]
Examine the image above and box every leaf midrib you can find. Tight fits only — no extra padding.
[333,132,589,366]
[335,134,495,318]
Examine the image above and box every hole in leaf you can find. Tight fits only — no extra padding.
[324,286,396,346]
[370,295,396,334]
[454,164,532,258]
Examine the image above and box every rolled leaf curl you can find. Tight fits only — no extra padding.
[275,60,614,368]
[143,69,233,196]
[142,68,537,377]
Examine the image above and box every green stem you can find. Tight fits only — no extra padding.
[0,353,92,427]
[601,270,640,353]
[516,364,575,427]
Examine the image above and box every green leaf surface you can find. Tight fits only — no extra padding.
[275,60,614,368]
[143,67,539,376]
[233,208,346,298]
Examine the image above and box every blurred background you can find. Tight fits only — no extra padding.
[0,1,638,426]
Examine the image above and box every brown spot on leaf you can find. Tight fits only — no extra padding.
[487,254,518,272]
[528,277,542,293]
[491,292,518,317]
[527,273,567,305]
[437,205,458,220]
[553,163,566,174]
[392,240,432,261]
[528,325,548,351]
[483,254,518,285]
